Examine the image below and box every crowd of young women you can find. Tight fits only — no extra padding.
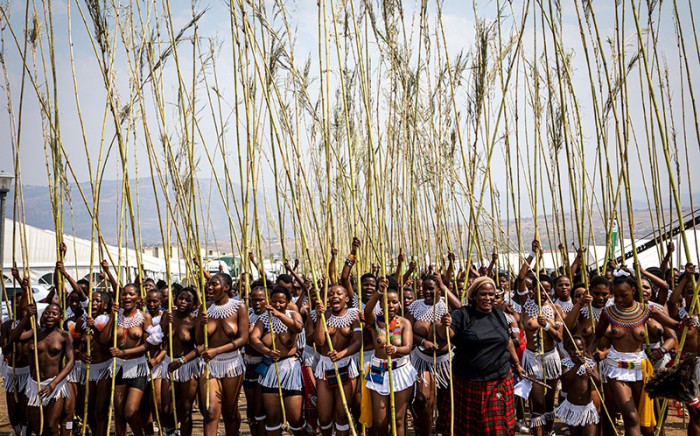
[2,238,699,436]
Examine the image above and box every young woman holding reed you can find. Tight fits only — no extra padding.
[196,272,249,436]
[313,284,362,436]
[102,285,154,436]
[163,287,202,436]
[589,274,688,436]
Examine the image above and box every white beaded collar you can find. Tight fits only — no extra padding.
[562,356,596,376]
[509,300,522,314]
[581,305,603,323]
[408,298,447,323]
[207,299,241,319]
[259,311,294,335]
[555,299,574,313]
[249,308,262,325]
[327,308,359,328]
[118,309,144,329]
[523,299,555,320]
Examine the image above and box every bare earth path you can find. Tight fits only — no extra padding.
[0,388,689,435]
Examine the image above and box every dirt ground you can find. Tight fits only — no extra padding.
[0,388,691,435]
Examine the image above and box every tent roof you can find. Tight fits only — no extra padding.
[2,218,186,283]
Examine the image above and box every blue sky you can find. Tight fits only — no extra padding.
[0,0,697,214]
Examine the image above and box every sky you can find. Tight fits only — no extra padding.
[0,0,698,217]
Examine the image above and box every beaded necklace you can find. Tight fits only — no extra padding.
[249,308,262,326]
[408,298,447,323]
[259,311,292,335]
[118,309,144,329]
[509,300,522,314]
[117,309,144,349]
[555,299,574,313]
[327,307,359,328]
[523,298,555,320]
[581,306,603,323]
[207,299,241,319]
[562,357,596,376]
[603,302,651,329]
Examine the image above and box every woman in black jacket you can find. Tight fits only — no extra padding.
[437,276,525,436]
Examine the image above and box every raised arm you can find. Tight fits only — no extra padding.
[668,263,693,319]
[9,304,36,344]
[364,278,387,326]
[445,252,456,284]
[394,251,405,284]
[284,260,309,307]
[660,242,675,274]
[517,240,539,293]
[328,248,338,285]
[433,273,461,310]
[558,243,570,277]
[469,263,481,279]
[402,259,417,286]
[192,256,211,281]
[248,252,266,279]
[486,252,497,278]
[570,246,585,278]
[99,260,119,295]
[340,238,360,302]
[639,263,670,305]
[56,260,86,302]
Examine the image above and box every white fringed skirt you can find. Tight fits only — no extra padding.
[365,355,417,395]
[522,348,562,381]
[205,351,244,379]
[25,376,69,407]
[259,356,304,392]
[555,400,599,427]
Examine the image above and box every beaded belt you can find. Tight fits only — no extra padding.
[605,357,645,369]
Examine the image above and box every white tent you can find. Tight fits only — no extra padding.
[1,218,187,285]
[466,231,700,274]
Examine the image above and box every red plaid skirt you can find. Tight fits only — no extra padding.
[436,372,516,436]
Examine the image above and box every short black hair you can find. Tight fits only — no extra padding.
[360,273,377,283]
[177,286,198,303]
[93,290,112,313]
[566,334,585,349]
[156,280,168,290]
[538,274,553,287]
[213,272,232,288]
[386,276,399,291]
[276,274,293,285]
[271,286,291,302]
[554,275,571,286]
[590,275,610,289]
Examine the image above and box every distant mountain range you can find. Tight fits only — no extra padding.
[2,179,278,248]
[4,180,699,254]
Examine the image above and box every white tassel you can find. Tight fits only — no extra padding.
[206,351,244,378]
